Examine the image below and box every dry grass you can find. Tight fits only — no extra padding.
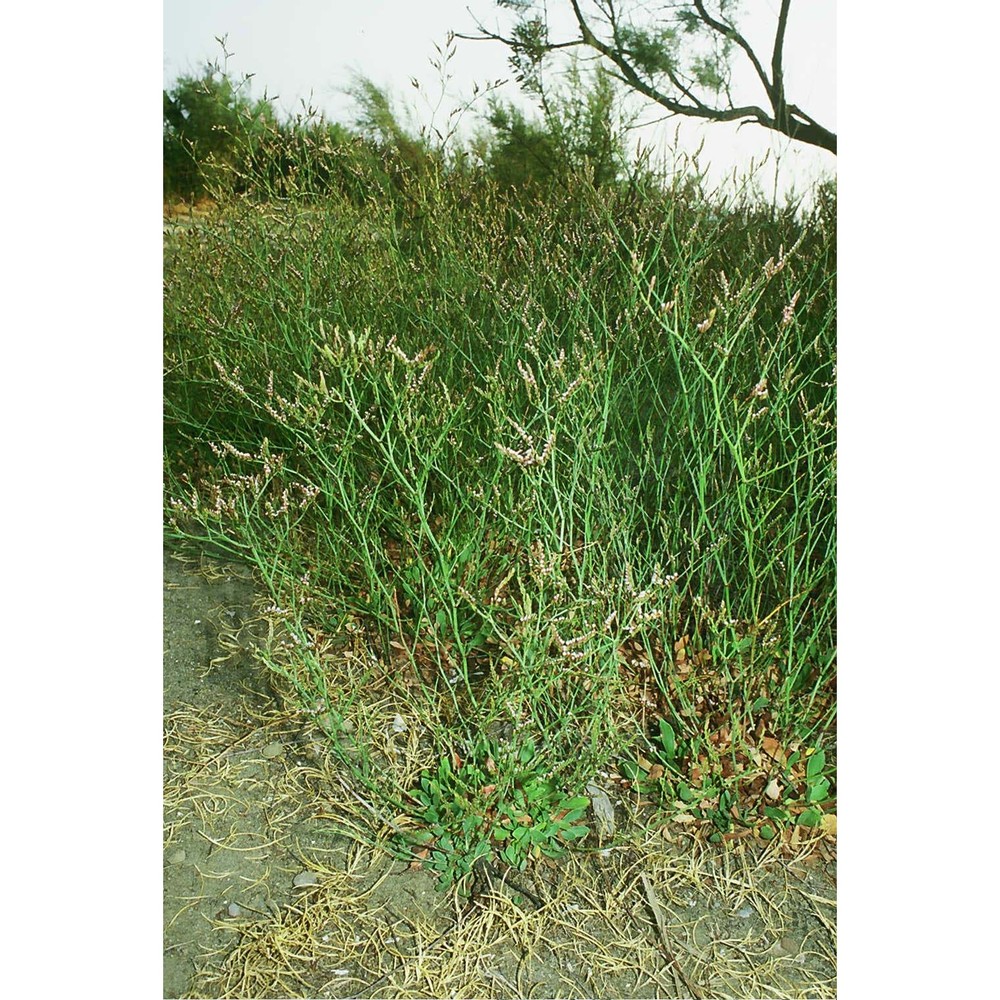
[163,198,218,220]
[166,697,835,999]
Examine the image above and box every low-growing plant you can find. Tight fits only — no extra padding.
[617,714,836,843]
[399,738,591,892]
[772,745,835,829]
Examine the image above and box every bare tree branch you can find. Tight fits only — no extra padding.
[693,0,772,99]
[463,1,835,154]
[771,0,792,128]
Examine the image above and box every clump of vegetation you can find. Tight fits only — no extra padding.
[164,55,835,886]
[399,737,591,893]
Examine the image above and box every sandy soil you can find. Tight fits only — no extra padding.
[163,547,836,999]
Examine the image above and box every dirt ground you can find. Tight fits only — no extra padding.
[164,548,836,999]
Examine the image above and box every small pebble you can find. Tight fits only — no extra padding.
[167,849,186,865]
[227,902,242,918]
[293,870,321,888]
[261,741,284,758]
[736,904,754,919]
[770,934,799,957]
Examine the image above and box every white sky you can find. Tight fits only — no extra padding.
[163,0,836,201]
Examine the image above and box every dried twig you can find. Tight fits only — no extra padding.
[640,872,703,999]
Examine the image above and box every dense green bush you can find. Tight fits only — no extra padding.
[164,59,836,860]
